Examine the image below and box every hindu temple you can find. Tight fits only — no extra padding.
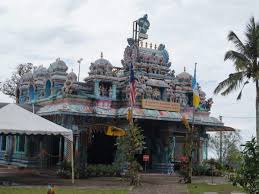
[0,15,230,173]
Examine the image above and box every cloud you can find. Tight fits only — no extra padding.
[0,6,7,15]
[63,0,88,13]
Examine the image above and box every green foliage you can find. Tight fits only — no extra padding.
[209,131,242,169]
[192,164,209,176]
[214,17,259,98]
[230,138,259,194]
[86,164,121,177]
[114,137,127,171]
[213,16,259,146]
[192,160,223,176]
[116,123,145,186]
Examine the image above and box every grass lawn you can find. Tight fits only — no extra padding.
[188,183,245,194]
[0,187,128,194]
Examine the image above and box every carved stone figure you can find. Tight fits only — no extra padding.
[122,38,139,70]
[145,86,153,99]
[206,98,213,111]
[152,88,161,100]
[168,70,175,77]
[158,44,169,64]
[137,14,150,34]
[199,97,214,111]
[181,93,188,107]
[64,80,73,94]
[100,84,106,96]
[166,87,176,102]
[109,86,112,98]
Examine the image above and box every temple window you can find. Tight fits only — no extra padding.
[45,80,51,97]
[15,135,25,153]
[99,82,112,97]
[0,135,7,151]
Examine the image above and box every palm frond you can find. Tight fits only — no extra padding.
[237,80,249,100]
[228,31,247,54]
[224,50,251,71]
[237,89,242,100]
[245,17,258,59]
[214,72,245,95]
[220,78,243,96]
[246,17,256,39]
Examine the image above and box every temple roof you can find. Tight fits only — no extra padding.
[93,52,112,67]
[138,43,170,66]
[88,53,113,76]
[177,68,192,80]
[48,58,68,73]
[33,65,48,78]
[67,71,77,82]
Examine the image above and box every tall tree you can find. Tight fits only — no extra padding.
[214,17,259,143]
[0,63,33,101]
[209,131,242,168]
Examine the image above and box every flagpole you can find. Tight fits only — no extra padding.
[188,62,198,183]
[192,62,198,148]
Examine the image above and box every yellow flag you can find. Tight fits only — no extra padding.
[192,63,200,108]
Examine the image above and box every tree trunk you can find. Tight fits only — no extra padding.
[256,80,259,144]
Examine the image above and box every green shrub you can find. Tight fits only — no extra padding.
[86,164,121,177]
[192,164,209,176]
[230,138,259,194]
[192,160,223,176]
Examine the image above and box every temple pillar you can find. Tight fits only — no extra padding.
[94,80,100,98]
[112,84,116,100]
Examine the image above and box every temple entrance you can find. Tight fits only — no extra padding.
[87,133,116,164]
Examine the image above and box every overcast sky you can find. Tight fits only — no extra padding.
[0,0,258,143]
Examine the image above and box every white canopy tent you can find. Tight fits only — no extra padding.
[0,103,75,183]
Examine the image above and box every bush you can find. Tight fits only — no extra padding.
[56,169,71,179]
[86,164,121,177]
[229,138,259,194]
[192,160,223,176]
[192,164,209,176]
[56,161,72,179]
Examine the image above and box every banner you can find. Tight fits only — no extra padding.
[142,99,180,112]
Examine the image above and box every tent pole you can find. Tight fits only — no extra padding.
[71,140,75,184]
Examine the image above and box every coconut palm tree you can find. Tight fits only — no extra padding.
[214,17,259,143]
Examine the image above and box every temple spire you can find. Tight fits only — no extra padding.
[184,66,186,72]
[101,52,103,59]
